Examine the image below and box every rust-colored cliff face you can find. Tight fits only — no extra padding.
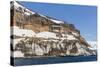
[11,1,80,34]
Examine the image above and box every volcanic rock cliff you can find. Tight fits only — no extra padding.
[10,1,96,57]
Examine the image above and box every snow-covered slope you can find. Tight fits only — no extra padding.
[11,26,36,37]
[50,19,64,24]
[11,26,58,39]
[87,41,97,50]
[13,1,64,24]
[13,1,35,15]
[66,34,77,40]
[36,32,58,39]
[11,27,96,57]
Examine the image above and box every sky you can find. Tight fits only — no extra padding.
[19,1,97,41]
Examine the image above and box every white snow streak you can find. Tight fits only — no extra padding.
[50,19,64,24]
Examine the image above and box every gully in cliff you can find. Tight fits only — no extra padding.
[10,1,97,66]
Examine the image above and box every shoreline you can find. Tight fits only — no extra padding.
[11,55,97,59]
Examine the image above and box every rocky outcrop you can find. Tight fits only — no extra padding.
[11,1,80,34]
[10,1,96,58]
[13,36,96,57]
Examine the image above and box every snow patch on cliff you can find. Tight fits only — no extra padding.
[13,1,35,15]
[87,41,97,50]
[36,32,58,39]
[13,51,24,57]
[12,26,36,37]
[50,19,64,24]
[66,34,77,40]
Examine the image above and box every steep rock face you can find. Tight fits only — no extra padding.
[14,37,95,57]
[10,1,96,57]
[11,1,79,33]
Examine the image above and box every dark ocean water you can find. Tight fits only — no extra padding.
[13,55,97,66]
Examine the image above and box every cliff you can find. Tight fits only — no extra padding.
[10,1,96,57]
